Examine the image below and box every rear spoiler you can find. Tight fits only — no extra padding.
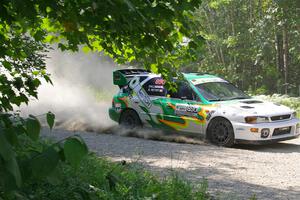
[113,69,150,87]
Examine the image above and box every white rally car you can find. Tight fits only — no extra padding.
[109,69,300,146]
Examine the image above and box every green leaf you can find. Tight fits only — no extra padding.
[32,70,39,75]
[4,128,18,146]
[0,131,15,161]
[2,61,11,70]
[31,147,60,178]
[44,75,53,85]
[5,157,22,187]
[46,166,62,185]
[46,111,55,130]
[26,116,41,141]
[82,45,91,53]
[64,136,88,168]
[46,6,52,13]
[0,132,21,187]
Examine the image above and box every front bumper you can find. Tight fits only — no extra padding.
[232,118,300,142]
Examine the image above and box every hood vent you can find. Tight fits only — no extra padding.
[240,100,263,104]
[240,106,254,109]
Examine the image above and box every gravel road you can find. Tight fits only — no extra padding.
[43,128,300,200]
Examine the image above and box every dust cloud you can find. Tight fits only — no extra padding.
[106,126,206,145]
[19,49,120,132]
[19,49,205,145]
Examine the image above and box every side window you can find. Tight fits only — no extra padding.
[169,82,196,101]
[142,77,167,96]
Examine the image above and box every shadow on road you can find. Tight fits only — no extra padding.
[234,140,300,153]
[144,163,300,200]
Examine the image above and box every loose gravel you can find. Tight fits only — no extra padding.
[42,128,300,200]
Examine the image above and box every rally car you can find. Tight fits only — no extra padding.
[109,69,300,147]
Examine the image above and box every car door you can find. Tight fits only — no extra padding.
[135,76,169,128]
[160,81,206,133]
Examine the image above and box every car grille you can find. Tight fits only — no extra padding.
[270,114,291,121]
[273,126,291,136]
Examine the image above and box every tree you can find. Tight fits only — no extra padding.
[195,0,300,95]
[0,0,204,197]
[1,0,204,100]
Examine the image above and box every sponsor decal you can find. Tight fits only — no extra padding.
[148,85,164,93]
[175,104,200,117]
[154,78,166,85]
[114,103,122,112]
[129,77,152,109]
[206,110,215,120]
[191,78,227,85]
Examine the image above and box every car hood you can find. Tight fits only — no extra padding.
[215,99,293,117]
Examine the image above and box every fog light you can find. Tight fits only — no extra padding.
[250,128,259,133]
[261,128,270,138]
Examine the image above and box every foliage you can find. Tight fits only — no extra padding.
[193,0,300,95]
[0,0,204,89]
[0,36,51,112]
[14,154,209,200]
[0,113,88,199]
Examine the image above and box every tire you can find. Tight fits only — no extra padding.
[207,117,235,147]
[119,109,142,128]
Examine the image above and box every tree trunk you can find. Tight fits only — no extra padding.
[275,32,284,92]
[283,23,289,94]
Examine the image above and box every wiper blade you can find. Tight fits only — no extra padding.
[208,98,223,101]
[227,96,250,100]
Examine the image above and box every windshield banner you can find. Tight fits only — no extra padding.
[190,78,227,85]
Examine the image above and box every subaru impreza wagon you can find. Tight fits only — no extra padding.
[109,69,300,147]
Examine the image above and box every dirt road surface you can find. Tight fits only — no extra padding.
[43,128,300,200]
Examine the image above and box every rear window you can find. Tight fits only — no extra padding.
[142,77,167,96]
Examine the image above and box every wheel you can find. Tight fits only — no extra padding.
[119,109,142,128]
[207,118,235,147]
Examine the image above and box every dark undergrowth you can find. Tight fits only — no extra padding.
[11,153,210,200]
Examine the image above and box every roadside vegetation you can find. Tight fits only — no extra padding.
[16,153,209,200]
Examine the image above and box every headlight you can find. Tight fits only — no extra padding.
[245,116,269,124]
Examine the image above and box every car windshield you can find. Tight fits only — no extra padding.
[195,82,250,101]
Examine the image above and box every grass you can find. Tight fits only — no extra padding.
[19,153,210,200]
